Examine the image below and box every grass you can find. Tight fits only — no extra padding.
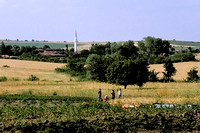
[1,59,200,105]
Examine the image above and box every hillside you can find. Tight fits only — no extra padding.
[1,40,200,51]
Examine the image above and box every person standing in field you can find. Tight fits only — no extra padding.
[118,88,122,98]
[111,89,115,99]
[97,89,102,101]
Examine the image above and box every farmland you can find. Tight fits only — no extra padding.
[0,95,199,132]
[0,59,200,132]
[169,40,200,48]
[3,41,93,50]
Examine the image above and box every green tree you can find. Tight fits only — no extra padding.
[90,44,106,55]
[117,40,138,58]
[0,41,6,55]
[86,54,108,81]
[186,67,199,82]
[162,59,176,82]
[106,58,149,89]
[43,45,51,50]
[148,70,159,82]
[138,36,173,59]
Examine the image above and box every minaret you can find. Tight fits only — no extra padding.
[74,30,78,53]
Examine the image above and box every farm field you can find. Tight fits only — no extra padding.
[0,95,199,132]
[2,41,98,51]
[0,59,200,132]
[169,40,200,47]
[0,59,200,105]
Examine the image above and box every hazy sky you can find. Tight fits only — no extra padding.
[0,0,199,42]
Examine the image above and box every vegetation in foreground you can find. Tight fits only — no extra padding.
[0,94,199,132]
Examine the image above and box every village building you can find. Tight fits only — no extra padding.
[37,48,67,58]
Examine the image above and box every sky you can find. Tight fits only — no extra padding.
[0,0,199,42]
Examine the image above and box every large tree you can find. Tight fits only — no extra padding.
[138,36,173,58]
[106,58,149,89]
[86,54,108,81]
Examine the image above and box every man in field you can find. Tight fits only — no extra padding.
[97,89,102,101]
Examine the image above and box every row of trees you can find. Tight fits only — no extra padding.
[57,37,186,88]
[1,37,198,88]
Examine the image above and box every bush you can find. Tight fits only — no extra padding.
[0,76,7,82]
[26,75,39,81]
[148,70,159,82]
[169,52,196,62]
[186,68,199,82]
[2,65,10,68]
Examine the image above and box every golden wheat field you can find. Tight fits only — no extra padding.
[0,59,200,105]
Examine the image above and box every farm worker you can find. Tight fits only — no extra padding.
[118,88,122,98]
[103,95,108,102]
[97,89,102,101]
[111,89,115,99]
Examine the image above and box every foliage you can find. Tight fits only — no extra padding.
[148,69,159,82]
[86,54,108,81]
[169,52,196,62]
[162,59,176,82]
[186,67,199,82]
[138,37,174,59]
[0,95,199,132]
[106,58,149,88]
[19,52,67,63]
[43,45,51,50]
[117,40,138,58]
[26,75,39,81]
[0,76,7,82]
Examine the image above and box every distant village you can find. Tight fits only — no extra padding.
[0,36,76,58]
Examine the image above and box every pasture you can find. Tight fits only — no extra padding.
[0,59,200,105]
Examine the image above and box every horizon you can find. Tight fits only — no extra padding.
[0,0,200,42]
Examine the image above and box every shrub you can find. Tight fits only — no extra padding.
[186,68,199,82]
[53,92,57,96]
[26,75,39,81]
[2,65,10,68]
[0,76,7,82]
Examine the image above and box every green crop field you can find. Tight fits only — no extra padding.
[3,41,84,49]
[169,40,200,47]
[0,94,199,132]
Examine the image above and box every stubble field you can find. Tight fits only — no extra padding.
[0,59,200,105]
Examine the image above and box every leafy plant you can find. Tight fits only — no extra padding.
[0,76,7,82]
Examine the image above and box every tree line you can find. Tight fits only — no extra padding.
[0,36,198,88]
[56,37,197,88]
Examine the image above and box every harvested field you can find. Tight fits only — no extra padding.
[0,59,67,81]
[1,59,200,105]
[150,61,200,81]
